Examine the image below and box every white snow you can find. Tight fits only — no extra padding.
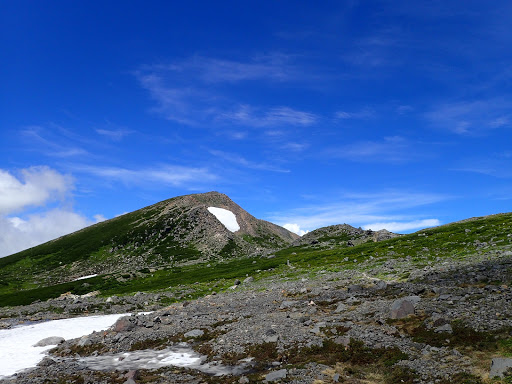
[73,274,98,281]
[0,313,126,378]
[207,207,240,232]
[81,345,248,376]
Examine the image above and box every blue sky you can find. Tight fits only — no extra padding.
[1,1,512,256]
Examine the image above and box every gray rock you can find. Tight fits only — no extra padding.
[243,276,254,284]
[279,300,298,310]
[265,369,288,382]
[263,334,279,343]
[348,284,363,294]
[33,336,65,347]
[334,302,347,313]
[113,316,135,332]
[490,358,512,378]
[184,329,204,338]
[434,324,453,333]
[390,298,415,319]
[37,357,57,367]
[373,280,387,290]
[334,336,351,347]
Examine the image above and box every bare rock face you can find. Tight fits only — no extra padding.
[152,191,299,258]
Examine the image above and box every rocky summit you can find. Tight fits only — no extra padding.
[1,195,512,383]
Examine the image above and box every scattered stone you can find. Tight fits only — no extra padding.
[434,324,453,333]
[373,280,387,290]
[390,298,416,319]
[490,357,512,378]
[348,284,363,294]
[279,300,298,310]
[113,316,136,332]
[265,369,288,382]
[334,302,347,313]
[33,336,65,347]
[243,276,254,284]
[184,329,204,338]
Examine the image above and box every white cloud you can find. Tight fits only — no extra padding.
[0,209,96,257]
[283,223,308,236]
[0,167,72,215]
[0,166,106,258]
[362,219,441,232]
[271,190,447,233]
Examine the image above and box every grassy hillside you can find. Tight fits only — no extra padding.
[1,211,511,307]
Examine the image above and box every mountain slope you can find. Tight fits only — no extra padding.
[0,191,297,294]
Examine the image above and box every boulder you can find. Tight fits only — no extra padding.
[390,298,416,319]
[490,358,512,378]
[184,329,204,338]
[373,280,387,290]
[113,316,136,332]
[334,302,347,313]
[33,336,65,347]
[348,284,363,294]
[279,300,298,310]
[265,369,287,382]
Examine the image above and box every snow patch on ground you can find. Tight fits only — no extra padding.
[207,207,240,232]
[79,345,249,376]
[74,274,98,281]
[0,313,126,378]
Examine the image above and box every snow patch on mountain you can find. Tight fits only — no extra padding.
[207,207,240,232]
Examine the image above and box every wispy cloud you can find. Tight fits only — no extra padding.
[363,219,440,232]
[335,108,375,120]
[135,55,319,128]
[269,190,448,233]
[328,136,425,163]
[96,128,133,141]
[218,105,318,128]
[159,54,296,83]
[22,126,89,158]
[426,100,511,135]
[72,164,218,188]
[209,150,290,173]
[452,151,512,178]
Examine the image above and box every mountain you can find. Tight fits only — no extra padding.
[0,191,297,296]
[293,223,400,248]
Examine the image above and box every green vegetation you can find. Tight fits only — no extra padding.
[1,209,511,308]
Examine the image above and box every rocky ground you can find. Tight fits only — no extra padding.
[2,250,512,384]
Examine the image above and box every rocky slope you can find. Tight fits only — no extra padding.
[0,192,298,299]
[293,223,400,248]
[2,209,512,383]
